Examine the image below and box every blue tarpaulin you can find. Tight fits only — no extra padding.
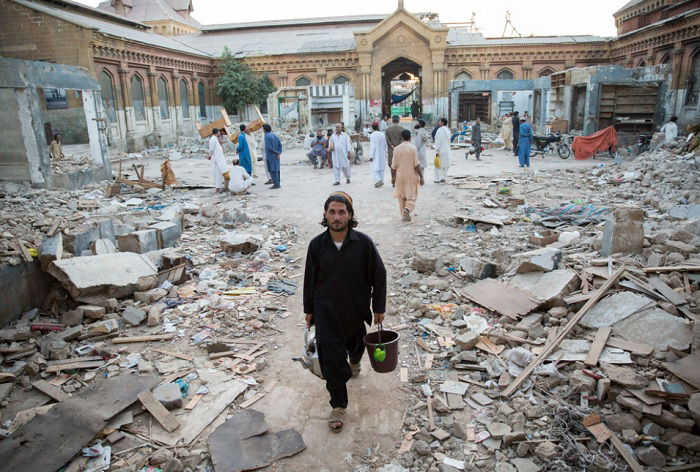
[391,88,416,105]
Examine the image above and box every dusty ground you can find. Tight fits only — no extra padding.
[139,143,608,470]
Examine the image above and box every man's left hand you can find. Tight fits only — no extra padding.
[373,313,385,325]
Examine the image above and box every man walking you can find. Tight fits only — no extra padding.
[433,117,451,183]
[413,119,428,172]
[303,191,386,433]
[379,115,388,132]
[385,115,404,170]
[208,128,227,193]
[329,123,352,185]
[391,129,424,221]
[470,117,482,161]
[369,122,387,187]
[512,111,520,156]
[308,129,327,169]
[236,124,253,176]
[517,116,533,168]
[263,124,282,189]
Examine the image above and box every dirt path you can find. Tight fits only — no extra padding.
[146,142,606,469]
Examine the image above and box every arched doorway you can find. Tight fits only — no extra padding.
[381,57,421,119]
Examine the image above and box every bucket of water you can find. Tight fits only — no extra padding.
[363,324,399,373]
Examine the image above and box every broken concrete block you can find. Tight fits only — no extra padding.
[670,432,700,451]
[117,230,159,254]
[58,325,84,341]
[515,313,543,333]
[635,445,666,467]
[86,319,119,336]
[114,223,136,237]
[80,305,106,320]
[533,441,558,460]
[148,304,165,327]
[220,233,263,255]
[47,253,158,304]
[580,292,654,329]
[512,247,562,273]
[97,219,116,243]
[664,239,697,257]
[61,309,84,327]
[612,308,693,351]
[601,206,644,257]
[63,225,100,256]
[570,370,596,394]
[455,331,479,350]
[93,298,118,312]
[38,334,70,360]
[149,222,182,249]
[459,256,496,279]
[153,383,183,410]
[0,328,34,342]
[122,306,146,326]
[508,269,578,306]
[92,239,116,255]
[134,288,168,304]
[689,393,700,427]
[601,364,646,389]
[39,233,62,271]
[669,204,700,219]
[486,422,512,439]
[411,252,437,274]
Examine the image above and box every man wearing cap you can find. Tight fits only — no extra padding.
[385,115,404,182]
[303,191,387,433]
[208,128,227,193]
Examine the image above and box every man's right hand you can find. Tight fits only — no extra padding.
[305,313,313,328]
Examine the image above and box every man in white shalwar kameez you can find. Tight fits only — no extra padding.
[369,122,387,187]
[433,117,451,183]
[209,128,228,192]
[329,123,352,186]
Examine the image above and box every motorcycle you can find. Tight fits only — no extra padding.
[530,132,571,159]
[636,134,652,155]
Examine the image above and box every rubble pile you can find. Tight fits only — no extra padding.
[51,151,95,175]
[371,148,699,471]
[0,182,304,471]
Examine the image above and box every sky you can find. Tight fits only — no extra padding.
[74,0,624,38]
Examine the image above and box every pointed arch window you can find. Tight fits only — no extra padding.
[295,76,311,86]
[180,79,190,118]
[198,81,207,118]
[99,70,117,122]
[158,77,170,119]
[496,69,514,80]
[130,74,146,121]
[333,75,349,85]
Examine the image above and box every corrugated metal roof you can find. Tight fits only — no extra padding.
[447,28,609,46]
[97,0,201,28]
[202,14,387,31]
[180,24,373,57]
[13,0,211,56]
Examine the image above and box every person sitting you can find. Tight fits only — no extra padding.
[450,121,469,142]
[308,129,327,169]
[227,157,253,195]
[362,123,372,137]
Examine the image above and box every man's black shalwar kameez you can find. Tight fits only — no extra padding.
[303,228,387,408]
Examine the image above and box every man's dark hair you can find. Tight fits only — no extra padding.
[392,115,400,123]
[373,123,379,131]
[212,128,219,135]
[671,116,678,122]
[414,123,420,129]
[513,111,519,116]
[53,134,60,140]
[263,124,272,133]
[240,124,246,132]
[418,119,425,127]
[327,129,333,136]
[440,117,448,126]
[401,129,411,141]
[321,194,358,228]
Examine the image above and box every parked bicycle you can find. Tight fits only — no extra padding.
[530,132,571,159]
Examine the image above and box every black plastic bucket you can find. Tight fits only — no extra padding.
[363,327,400,373]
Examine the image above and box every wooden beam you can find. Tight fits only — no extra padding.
[137,390,181,433]
[585,327,612,367]
[32,380,71,402]
[643,265,700,273]
[502,266,626,398]
[112,334,174,344]
[609,434,645,472]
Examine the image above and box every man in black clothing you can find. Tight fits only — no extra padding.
[512,111,520,156]
[303,191,387,433]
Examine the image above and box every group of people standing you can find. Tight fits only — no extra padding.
[208,123,283,194]
[499,111,533,168]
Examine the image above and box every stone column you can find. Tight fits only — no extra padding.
[118,67,136,150]
[278,72,288,87]
[480,64,489,80]
[317,68,327,85]
[147,70,161,136]
[522,64,532,80]
[172,72,181,134]
[671,46,685,91]
[357,69,371,121]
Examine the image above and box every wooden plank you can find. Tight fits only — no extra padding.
[426,396,435,431]
[606,337,653,356]
[609,434,645,472]
[662,354,700,389]
[644,265,700,273]
[47,219,63,237]
[585,327,612,367]
[459,279,539,320]
[149,348,193,362]
[45,360,105,373]
[400,367,408,383]
[424,354,434,370]
[137,390,181,433]
[239,393,265,409]
[502,266,626,397]
[112,334,174,344]
[184,393,204,410]
[649,277,687,306]
[16,239,33,262]
[46,356,103,367]
[32,380,71,402]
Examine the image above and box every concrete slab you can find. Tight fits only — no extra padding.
[601,206,644,257]
[508,269,578,306]
[512,247,562,273]
[612,308,693,351]
[117,229,159,254]
[47,253,158,304]
[580,292,655,329]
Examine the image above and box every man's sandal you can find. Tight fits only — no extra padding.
[329,407,345,433]
[350,363,361,378]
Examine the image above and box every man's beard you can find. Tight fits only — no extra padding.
[329,220,348,232]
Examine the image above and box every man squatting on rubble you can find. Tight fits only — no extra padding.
[303,191,387,432]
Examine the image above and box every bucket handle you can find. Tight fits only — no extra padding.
[377,322,383,344]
